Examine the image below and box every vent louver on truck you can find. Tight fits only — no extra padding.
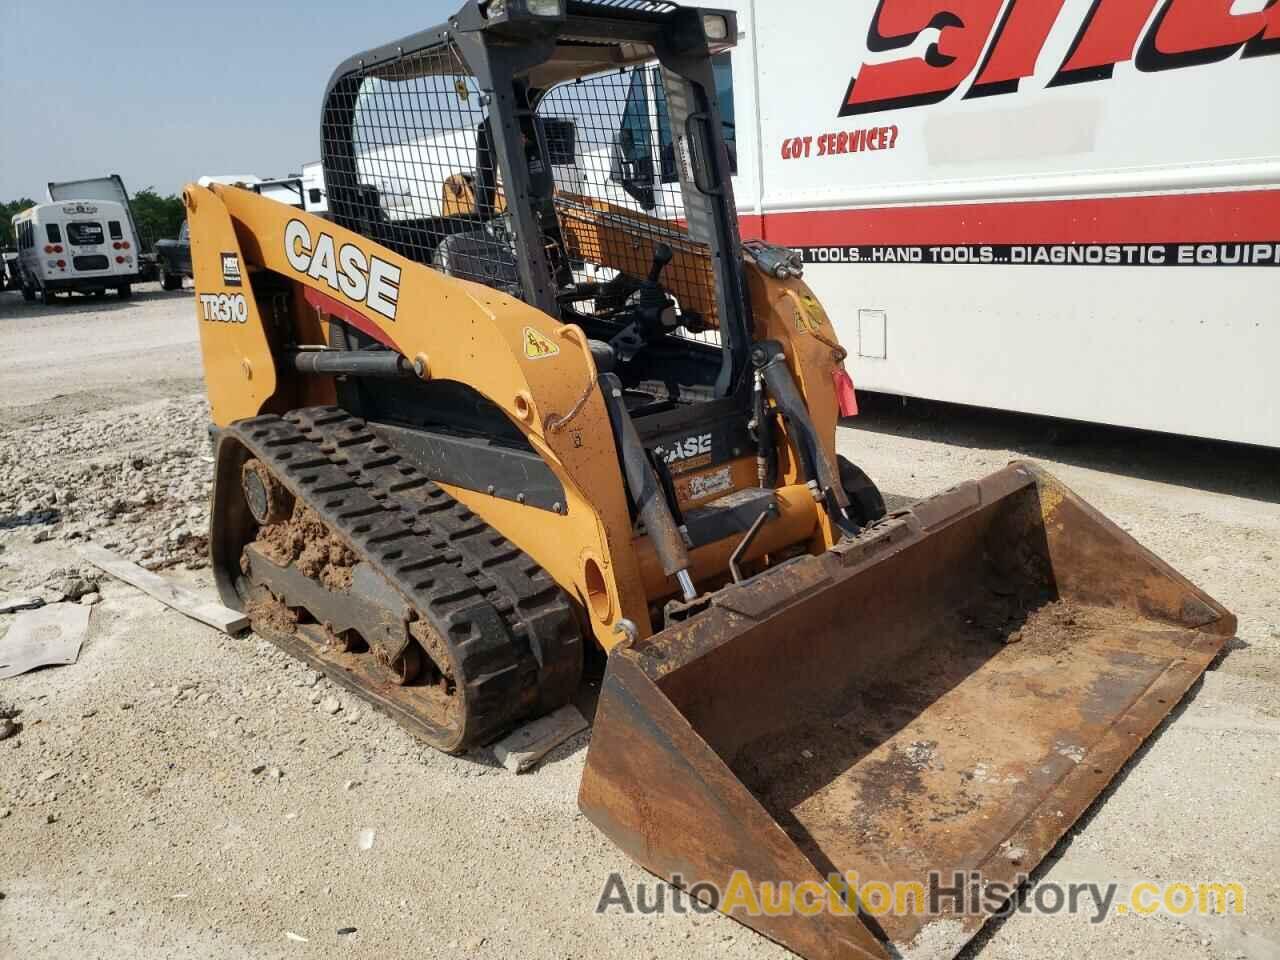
[568,1,679,15]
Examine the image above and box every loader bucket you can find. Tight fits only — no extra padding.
[580,463,1234,960]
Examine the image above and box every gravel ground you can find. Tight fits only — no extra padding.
[0,283,203,427]
[0,287,1276,960]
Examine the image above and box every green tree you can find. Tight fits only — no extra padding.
[129,188,186,250]
[0,198,38,248]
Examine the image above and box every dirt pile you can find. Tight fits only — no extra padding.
[254,504,357,591]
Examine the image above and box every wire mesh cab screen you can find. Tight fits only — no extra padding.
[538,64,720,340]
[320,4,746,401]
[327,49,721,312]
[323,43,522,295]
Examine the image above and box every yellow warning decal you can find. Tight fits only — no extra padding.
[523,326,560,360]
[794,294,827,336]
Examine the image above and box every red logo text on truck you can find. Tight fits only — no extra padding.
[840,0,1280,117]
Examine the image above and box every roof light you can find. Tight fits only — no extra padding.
[703,14,729,40]
[486,0,562,19]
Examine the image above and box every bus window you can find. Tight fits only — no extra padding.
[108,221,123,240]
[46,223,62,244]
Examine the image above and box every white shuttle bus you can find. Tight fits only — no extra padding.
[577,0,1279,447]
[12,199,142,301]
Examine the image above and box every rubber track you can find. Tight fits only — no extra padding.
[227,408,581,749]
[295,407,582,712]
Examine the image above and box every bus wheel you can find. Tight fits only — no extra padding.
[21,284,36,303]
[92,289,106,298]
[117,284,132,299]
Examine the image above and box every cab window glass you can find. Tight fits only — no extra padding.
[611,67,657,209]
[656,54,736,183]
[46,223,62,243]
[656,74,675,182]
[713,54,737,175]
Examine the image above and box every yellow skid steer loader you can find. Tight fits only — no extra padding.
[186,3,1234,957]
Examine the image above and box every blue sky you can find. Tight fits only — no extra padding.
[0,0,457,201]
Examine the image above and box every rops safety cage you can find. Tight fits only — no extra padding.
[318,0,750,402]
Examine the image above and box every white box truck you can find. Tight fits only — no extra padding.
[603,0,1279,446]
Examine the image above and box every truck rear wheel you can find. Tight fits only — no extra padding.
[117,283,132,299]
[159,264,182,291]
[21,283,35,303]
[837,454,887,527]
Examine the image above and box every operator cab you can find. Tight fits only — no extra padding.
[320,0,749,421]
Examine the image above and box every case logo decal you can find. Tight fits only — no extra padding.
[284,219,401,321]
[664,432,714,473]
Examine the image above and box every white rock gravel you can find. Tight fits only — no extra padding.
[0,397,214,574]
